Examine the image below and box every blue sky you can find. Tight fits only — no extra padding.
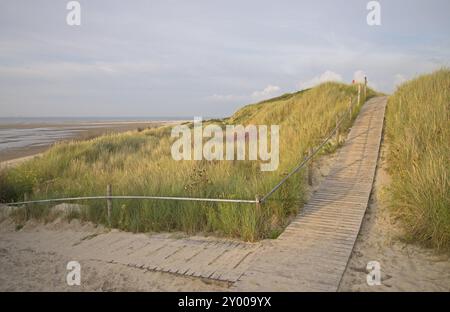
[0,0,449,117]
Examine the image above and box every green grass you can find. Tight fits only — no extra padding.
[1,82,376,241]
[385,69,450,251]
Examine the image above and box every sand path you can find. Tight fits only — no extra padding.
[338,140,450,291]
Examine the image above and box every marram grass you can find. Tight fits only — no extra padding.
[1,82,375,241]
[385,69,450,251]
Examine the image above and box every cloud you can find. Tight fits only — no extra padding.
[208,94,244,102]
[0,61,166,80]
[1,1,449,117]
[209,84,282,103]
[394,74,407,87]
[298,70,343,90]
[251,85,281,100]
[353,70,367,83]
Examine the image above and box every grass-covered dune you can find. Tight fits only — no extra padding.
[1,82,375,241]
[385,69,450,251]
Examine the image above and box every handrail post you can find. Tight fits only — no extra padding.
[308,148,314,186]
[106,184,112,226]
[335,115,340,144]
[364,76,367,100]
[255,195,261,212]
[349,96,353,118]
[357,84,361,105]
[24,193,29,220]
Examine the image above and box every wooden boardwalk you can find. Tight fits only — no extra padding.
[0,229,261,283]
[233,96,387,291]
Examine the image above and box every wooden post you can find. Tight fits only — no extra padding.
[255,195,261,214]
[349,97,353,117]
[106,184,112,225]
[357,84,361,105]
[364,76,368,100]
[308,148,314,186]
[335,115,340,143]
[24,193,29,220]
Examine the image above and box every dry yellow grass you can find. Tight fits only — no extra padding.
[386,69,450,251]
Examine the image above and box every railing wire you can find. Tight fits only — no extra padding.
[260,107,350,203]
[4,195,257,206]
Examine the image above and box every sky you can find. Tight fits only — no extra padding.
[0,0,449,118]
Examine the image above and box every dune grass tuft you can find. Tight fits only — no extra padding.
[385,69,450,251]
